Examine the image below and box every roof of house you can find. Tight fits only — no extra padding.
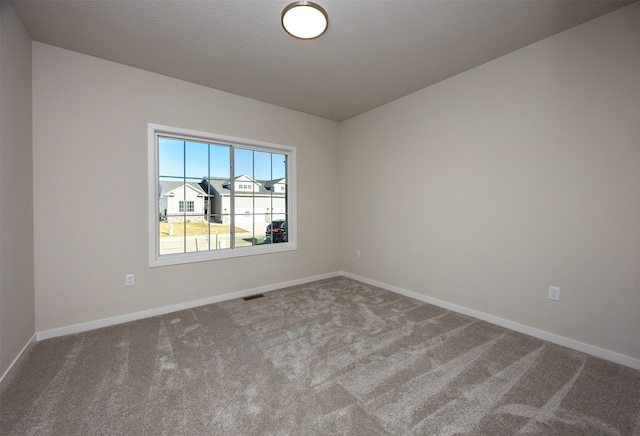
[263,178,286,190]
[159,181,207,197]
[160,177,285,198]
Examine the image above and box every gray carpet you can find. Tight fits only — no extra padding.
[2,277,639,435]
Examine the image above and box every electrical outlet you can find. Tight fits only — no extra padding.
[548,286,560,301]
[125,274,135,286]
[356,250,361,258]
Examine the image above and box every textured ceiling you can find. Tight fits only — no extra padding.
[10,0,634,121]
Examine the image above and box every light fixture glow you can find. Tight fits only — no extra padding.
[282,1,328,40]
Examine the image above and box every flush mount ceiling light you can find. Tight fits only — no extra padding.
[282,1,328,40]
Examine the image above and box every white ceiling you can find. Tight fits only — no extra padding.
[10,0,634,121]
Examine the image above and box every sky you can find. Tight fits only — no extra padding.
[158,137,286,182]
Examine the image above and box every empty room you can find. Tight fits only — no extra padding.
[1,0,639,434]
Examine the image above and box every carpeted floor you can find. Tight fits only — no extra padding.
[2,277,639,435]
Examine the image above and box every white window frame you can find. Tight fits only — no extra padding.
[148,123,297,267]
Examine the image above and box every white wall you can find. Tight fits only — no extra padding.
[339,4,640,361]
[33,43,340,332]
[0,0,35,377]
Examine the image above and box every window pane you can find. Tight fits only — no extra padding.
[158,137,184,178]
[210,144,230,179]
[234,213,254,247]
[159,218,186,256]
[254,214,268,245]
[159,177,182,219]
[272,153,287,180]
[185,140,209,179]
[254,151,272,180]
[234,148,253,179]
[271,196,287,221]
[159,176,188,254]
[266,216,287,244]
[209,216,231,250]
[185,220,211,254]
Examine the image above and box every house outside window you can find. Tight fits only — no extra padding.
[149,124,296,267]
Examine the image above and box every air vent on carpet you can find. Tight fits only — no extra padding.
[243,294,265,301]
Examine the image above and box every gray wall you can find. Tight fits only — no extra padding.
[339,4,639,361]
[0,0,35,377]
[32,43,340,332]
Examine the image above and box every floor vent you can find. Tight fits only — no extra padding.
[243,294,265,301]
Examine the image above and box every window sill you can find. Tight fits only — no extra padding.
[149,241,297,267]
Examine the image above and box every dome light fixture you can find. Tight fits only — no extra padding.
[282,1,328,40]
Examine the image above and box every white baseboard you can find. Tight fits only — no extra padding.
[37,271,341,341]
[341,271,640,371]
[0,333,37,390]
[32,270,640,371]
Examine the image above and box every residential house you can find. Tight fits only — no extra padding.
[159,175,286,227]
[159,181,209,222]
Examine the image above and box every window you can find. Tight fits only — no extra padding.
[148,124,296,267]
[179,201,194,212]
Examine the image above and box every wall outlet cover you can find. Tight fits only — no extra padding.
[549,286,560,301]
